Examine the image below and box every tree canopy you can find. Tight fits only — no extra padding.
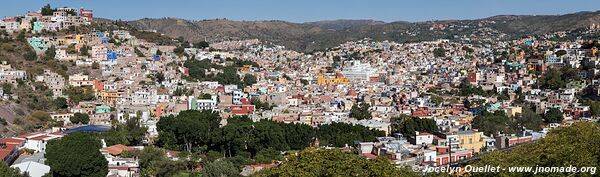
[125,146,185,177]
[391,115,439,136]
[0,162,27,177]
[317,122,384,147]
[156,110,383,167]
[472,111,515,136]
[70,112,90,124]
[157,110,221,152]
[544,107,564,123]
[46,132,108,177]
[469,122,600,177]
[257,149,418,177]
[201,160,240,177]
[350,102,372,120]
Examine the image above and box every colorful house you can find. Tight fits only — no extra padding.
[27,37,48,52]
[32,22,43,32]
[96,105,112,114]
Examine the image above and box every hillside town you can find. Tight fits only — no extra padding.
[0,5,599,177]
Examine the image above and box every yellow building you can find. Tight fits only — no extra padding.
[317,75,350,85]
[457,131,486,153]
[99,90,125,106]
[241,65,253,71]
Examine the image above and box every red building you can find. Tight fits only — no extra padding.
[224,98,255,116]
[80,8,93,21]
[435,150,473,166]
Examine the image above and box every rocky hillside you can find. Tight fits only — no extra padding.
[126,11,600,52]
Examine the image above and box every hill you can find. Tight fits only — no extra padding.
[468,122,600,177]
[126,11,600,52]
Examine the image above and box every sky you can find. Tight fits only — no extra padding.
[3,0,600,23]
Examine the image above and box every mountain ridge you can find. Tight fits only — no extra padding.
[123,10,600,52]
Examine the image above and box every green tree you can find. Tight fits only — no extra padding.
[583,100,600,117]
[200,93,212,99]
[195,41,210,49]
[70,112,90,124]
[0,162,27,177]
[243,74,257,87]
[391,115,439,136]
[46,132,108,177]
[317,122,384,147]
[66,44,78,54]
[120,116,148,146]
[44,46,56,60]
[300,79,308,85]
[350,102,372,120]
[127,146,185,177]
[469,122,600,177]
[154,72,165,83]
[80,45,90,57]
[255,148,283,164]
[23,49,37,61]
[202,160,240,177]
[157,110,221,153]
[544,107,564,123]
[64,86,96,104]
[430,95,443,106]
[472,111,514,136]
[514,107,544,131]
[458,79,486,96]
[216,66,241,86]
[539,68,566,90]
[251,98,273,111]
[433,48,446,58]
[41,4,54,16]
[91,62,100,69]
[1,83,12,94]
[257,149,417,177]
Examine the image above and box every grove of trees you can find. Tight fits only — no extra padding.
[350,102,372,120]
[46,132,108,177]
[155,110,384,173]
[256,149,418,177]
[469,122,600,176]
[390,115,439,136]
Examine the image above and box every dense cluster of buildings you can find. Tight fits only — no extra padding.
[1,6,600,177]
[0,7,92,33]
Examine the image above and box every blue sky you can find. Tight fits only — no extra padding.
[3,0,600,22]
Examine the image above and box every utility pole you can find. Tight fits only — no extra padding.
[448,137,452,166]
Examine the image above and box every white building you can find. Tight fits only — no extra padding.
[68,73,93,87]
[11,161,50,177]
[91,45,108,61]
[341,60,375,81]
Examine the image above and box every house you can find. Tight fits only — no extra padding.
[92,45,108,61]
[240,163,277,176]
[100,144,131,156]
[68,73,93,87]
[79,8,93,21]
[11,161,50,177]
[495,133,532,149]
[0,138,24,165]
[411,132,434,145]
[50,113,74,124]
[36,70,65,98]
[27,37,49,53]
[435,149,473,166]
[189,95,219,111]
[16,132,63,153]
[455,130,485,153]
